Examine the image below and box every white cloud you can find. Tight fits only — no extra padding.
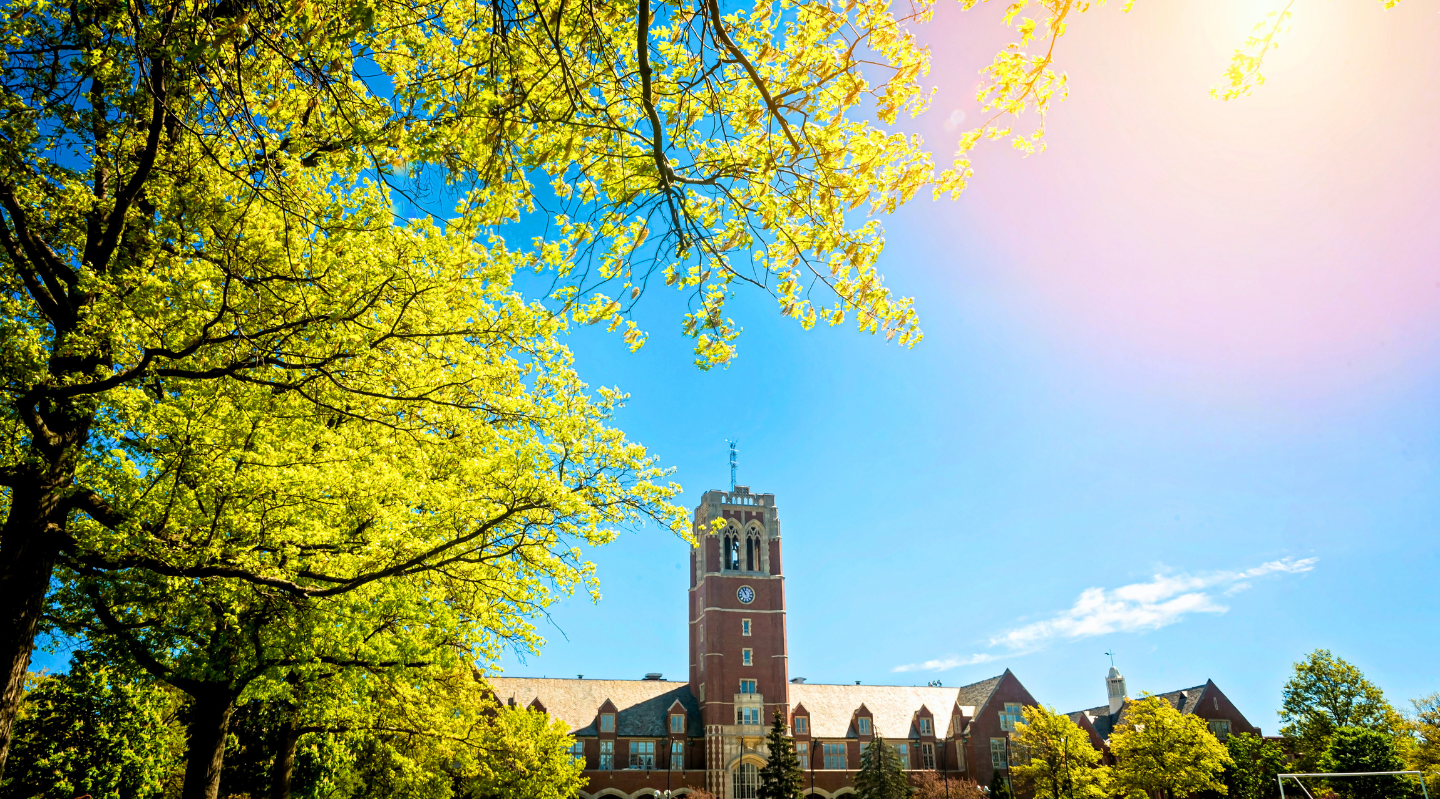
[892,653,997,673]
[892,557,1316,673]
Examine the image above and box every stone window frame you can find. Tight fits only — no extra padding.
[921,742,936,769]
[742,648,753,666]
[742,618,752,636]
[990,738,1008,770]
[670,713,685,734]
[794,715,809,735]
[599,740,615,770]
[670,739,685,770]
[822,742,848,770]
[918,717,933,736]
[628,739,656,770]
[857,716,872,736]
[599,713,616,733]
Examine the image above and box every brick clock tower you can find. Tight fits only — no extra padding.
[688,486,789,796]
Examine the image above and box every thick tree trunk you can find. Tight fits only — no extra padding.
[0,480,68,780]
[268,714,300,799]
[182,688,238,799]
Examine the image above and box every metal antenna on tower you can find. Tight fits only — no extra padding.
[727,440,738,491]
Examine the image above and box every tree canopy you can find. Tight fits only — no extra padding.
[1108,694,1231,799]
[0,652,183,799]
[1009,705,1109,799]
[1221,733,1286,799]
[1280,650,1403,769]
[1322,727,1411,799]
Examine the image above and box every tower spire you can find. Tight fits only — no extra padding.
[728,440,738,491]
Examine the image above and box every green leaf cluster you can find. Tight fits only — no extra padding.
[1320,727,1411,799]
[1010,705,1109,799]
[1280,650,1405,771]
[1220,733,1286,799]
[0,653,184,799]
[1109,694,1232,799]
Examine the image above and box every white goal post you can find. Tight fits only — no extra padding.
[1278,771,1430,799]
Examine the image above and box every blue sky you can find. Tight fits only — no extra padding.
[494,0,1440,728]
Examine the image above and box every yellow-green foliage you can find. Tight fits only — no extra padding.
[1109,695,1231,799]
[1010,705,1110,799]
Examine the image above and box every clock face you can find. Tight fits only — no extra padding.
[737,586,755,604]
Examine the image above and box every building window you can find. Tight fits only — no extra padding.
[599,740,614,770]
[740,679,757,694]
[746,536,755,571]
[629,740,655,770]
[671,713,685,733]
[857,716,872,736]
[1209,719,1231,740]
[795,716,809,735]
[599,713,615,733]
[569,740,585,763]
[699,624,704,643]
[742,648,753,666]
[671,740,684,770]
[797,741,810,764]
[956,740,966,769]
[991,738,1008,770]
[919,717,933,736]
[742,618,752,636]
[823,742,848,770]
[739,707,762,725]
[734,762,760,799]
[892,743,909,767]
[921,742,936,769]
[1000,703,1023,732]
[699,684,706,702]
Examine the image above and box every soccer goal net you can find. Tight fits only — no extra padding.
[1278,771,1430,799]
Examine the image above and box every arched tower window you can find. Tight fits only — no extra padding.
[722,534,732,570]
[745,536,754,571]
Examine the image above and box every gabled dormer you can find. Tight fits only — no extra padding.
[595,698,619,737]
[667,698,689,737]
[527,697,547,714]
[853,704,874,740]
[792,703,812,738]
[915,705,937,739]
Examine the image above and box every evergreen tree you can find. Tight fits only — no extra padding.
[758,709,805,799]
[989,769,1016,799]
[856,735,912,799]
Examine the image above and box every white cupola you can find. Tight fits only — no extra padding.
[1106,665,1127,715]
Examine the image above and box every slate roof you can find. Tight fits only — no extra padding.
[486,672,1009,740]
[487,677,703,737]
[790,673,1005,739]
[1066,683,1210,740]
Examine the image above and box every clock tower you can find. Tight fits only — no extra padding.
[688,486,789,795]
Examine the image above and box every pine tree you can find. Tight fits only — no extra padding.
[758,709,805,799]
[989,769,1016,799]
[857,735,913,799]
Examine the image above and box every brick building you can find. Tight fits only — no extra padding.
[1065,665,1262,759]
[487,486,1046,799]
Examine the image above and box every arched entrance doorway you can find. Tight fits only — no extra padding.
[733,762,760,799]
